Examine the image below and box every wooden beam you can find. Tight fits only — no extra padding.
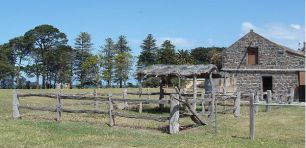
[159,77,165,110]
[12,90,21,119]
[234,91,241,117]
[192,74,197,110]
[266,90,272,112]
[250,93,255,141]
[108,93,115,127]
[169,94,180,134]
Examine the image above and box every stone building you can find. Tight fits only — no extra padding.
[222,30,305,101]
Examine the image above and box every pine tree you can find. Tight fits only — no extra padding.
[114,35,133,88]
[74,32,93,88]
[100,38,116,87]
[157,40,177,64]
[137,34,158,68]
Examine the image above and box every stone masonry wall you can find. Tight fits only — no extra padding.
[229,71,299,99]
[222,31,305,70]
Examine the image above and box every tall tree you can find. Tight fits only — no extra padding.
[24,24,68,89]
[190,47,224,65]
[157,40,177,64]
[137,34,158,68]
[0,43,15,88]
[74,32,93,88]
[100,38,116,87]
[9,36,33,88]
[114,35,133,88]
[81,55,101,88]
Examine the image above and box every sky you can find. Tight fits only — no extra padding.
[0,0,305,83]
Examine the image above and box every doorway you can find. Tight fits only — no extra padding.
[262,76,273,92]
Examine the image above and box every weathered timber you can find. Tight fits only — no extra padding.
[254,91,259,113]
[112,112,168,122]
[169,94,180,134]
[94,89,99,110]
[192,74,197,111]
[234,91,241,117]
[12,90,21,118]
[19,105,56,112]
[159,77,165,109]
[18,93,56,98]
[139,102,143,113]
[253,103,305,107]
[288,88,294,104]
[266,90,272,112]
[108,93,115,126]
[56,92,62,122]
[208,73,216,121]
[174,87,207,125]
[250,93,255,141]
[19,105,109,114]
[62,109,108,114]
[123,89,128,109]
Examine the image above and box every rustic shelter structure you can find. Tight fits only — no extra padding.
[222,30,305,101]
[137,64,219,108]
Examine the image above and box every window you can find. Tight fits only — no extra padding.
[247,47,258,65]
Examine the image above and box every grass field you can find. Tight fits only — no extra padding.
[0,89,305,148]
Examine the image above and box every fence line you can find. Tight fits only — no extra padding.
[249,91,305,141]
[12,88,241,134]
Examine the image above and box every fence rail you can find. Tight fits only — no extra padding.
[249,90,305,141]
[12,88,241,134]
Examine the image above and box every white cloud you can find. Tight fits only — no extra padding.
[157,37,194,48]
[290,24,301,30]
[241,22,257,34]
[240,22,305,49]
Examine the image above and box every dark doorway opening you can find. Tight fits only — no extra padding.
[298,72,305,102]
[262,76,272,92]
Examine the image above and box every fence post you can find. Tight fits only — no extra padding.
[123,88,128,109]
[250,93,255,141]
[288,88,294,104]
[200,92,206,115]
[266,90,271,112]
[56,90,62,122]
[254,92,259,114]
[169,94,179,134]
[94,89,99,110]
[234,91,240,117]
[108,93,115,126]
[139,102,143,113]
[12,90,21,118]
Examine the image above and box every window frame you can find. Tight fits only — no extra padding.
[247,47,258,65]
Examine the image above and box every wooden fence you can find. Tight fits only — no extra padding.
[12,89,241,134]
[248,90,305,140]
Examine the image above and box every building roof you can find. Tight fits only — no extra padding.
[136,64,218,78]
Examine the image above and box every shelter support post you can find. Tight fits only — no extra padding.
[192,74,197,111]
[159,77,165,110]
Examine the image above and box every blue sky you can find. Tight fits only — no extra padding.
[0,0,304,83]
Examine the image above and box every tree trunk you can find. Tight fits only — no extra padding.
[119,80,123,88]
[36,74,39,89]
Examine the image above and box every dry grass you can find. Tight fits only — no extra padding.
[0,89,305,148]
